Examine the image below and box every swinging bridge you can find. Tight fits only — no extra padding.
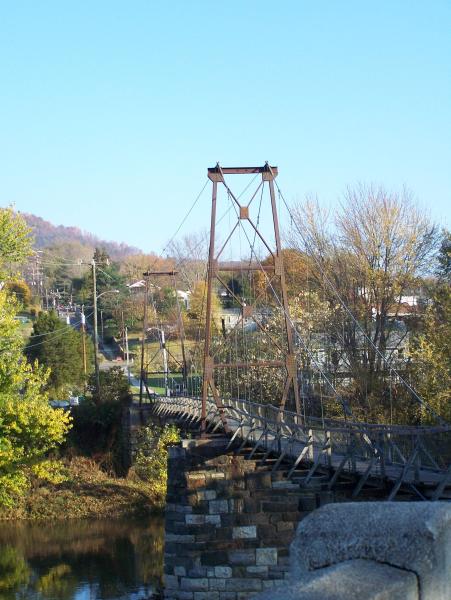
[140,164,451,501]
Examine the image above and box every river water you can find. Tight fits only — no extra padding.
[0,516,164,600]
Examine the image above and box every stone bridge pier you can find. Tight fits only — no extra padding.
[163,436,330,600]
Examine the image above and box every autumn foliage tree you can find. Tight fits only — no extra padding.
[0,209,72,507]
[409,231,451,422]
[289,185,440,422]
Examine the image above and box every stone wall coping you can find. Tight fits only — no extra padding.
[253,558,418,600]
[288,502,450,600]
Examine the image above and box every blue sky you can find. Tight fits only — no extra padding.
[1,1,450,253]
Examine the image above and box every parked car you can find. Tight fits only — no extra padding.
[69,396,80,406]
[14,316,30,323]
[49,400,70,409]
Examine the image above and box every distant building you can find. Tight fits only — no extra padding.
[177,290,191,309]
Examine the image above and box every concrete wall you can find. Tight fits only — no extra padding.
[253,502,451,600]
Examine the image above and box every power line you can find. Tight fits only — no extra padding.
[20,311,94,351]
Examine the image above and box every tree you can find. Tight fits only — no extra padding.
[437,230,451,282]
[41,240,93,295]
[0,208,33,279]
[0,294,72,506]
[87,366,132,405]
[78,247,126,302]
[169,231,209,292]
[131,424,180,500]
[26,310,89,398]
[289,184,440,422]
[185,280,221,333]
[409,232,451,422]
[0,210,71,507]
[153,286,178,320]
[4,280,32,307]
[119,252,174,281]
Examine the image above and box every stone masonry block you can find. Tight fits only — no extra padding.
[247,566,268,575]
[209,499,229,514]
[290,502,451,600]
[228,549,256,565]
[232,526,257,539]
[256,548,278,566]
[166,503,193,514]
[180,578,209,591]
[209,578,226,590]
[205,514,221,526]
[198,490,217,501]
[188,567,207,577]
[251,559,418,600]
[226,578,262,592]
[165,534,195,543]
[164,574,179,589]
[214,566,232,578]
[187,472,206,480]
[185,514,205,525]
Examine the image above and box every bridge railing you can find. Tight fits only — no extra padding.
[151,395,451,500]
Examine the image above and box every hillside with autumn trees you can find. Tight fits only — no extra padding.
[23,213,140,259]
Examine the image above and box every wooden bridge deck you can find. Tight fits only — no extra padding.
[149,396,451,501]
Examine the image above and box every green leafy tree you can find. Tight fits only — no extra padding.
[131,424,180,501]
[0,293,72,506]
[0,209,72,507]
[79,248,125,301]
[185,280,221,339]
[26,310,89,398]
[0,208,33,279]
[409,232,451,422]
[437,230,451,282]
[154,286,178,319]
[4,280,32,307]
[87,366,132,405]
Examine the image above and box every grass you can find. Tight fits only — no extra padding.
[128,337,201,396]
[0,457,164,521]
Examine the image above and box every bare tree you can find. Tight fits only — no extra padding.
[168,230,209,292]
[289,184,440,421]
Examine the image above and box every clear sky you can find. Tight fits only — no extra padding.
[1,1,450,253]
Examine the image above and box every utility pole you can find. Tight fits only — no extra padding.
[125,325,130,384]
[81,306,87,375]
[173,277,188,392]
[92,259,101,401]
[160,328,169,397]
[121,310,125,359]
[139,274,149,406]
[100,309,104,342]
[121,309,130,383]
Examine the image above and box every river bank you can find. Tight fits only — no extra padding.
[0,456,163,521]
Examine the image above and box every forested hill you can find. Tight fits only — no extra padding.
[23,213,140,259]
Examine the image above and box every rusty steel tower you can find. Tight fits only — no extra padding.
[201,163,300,433]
